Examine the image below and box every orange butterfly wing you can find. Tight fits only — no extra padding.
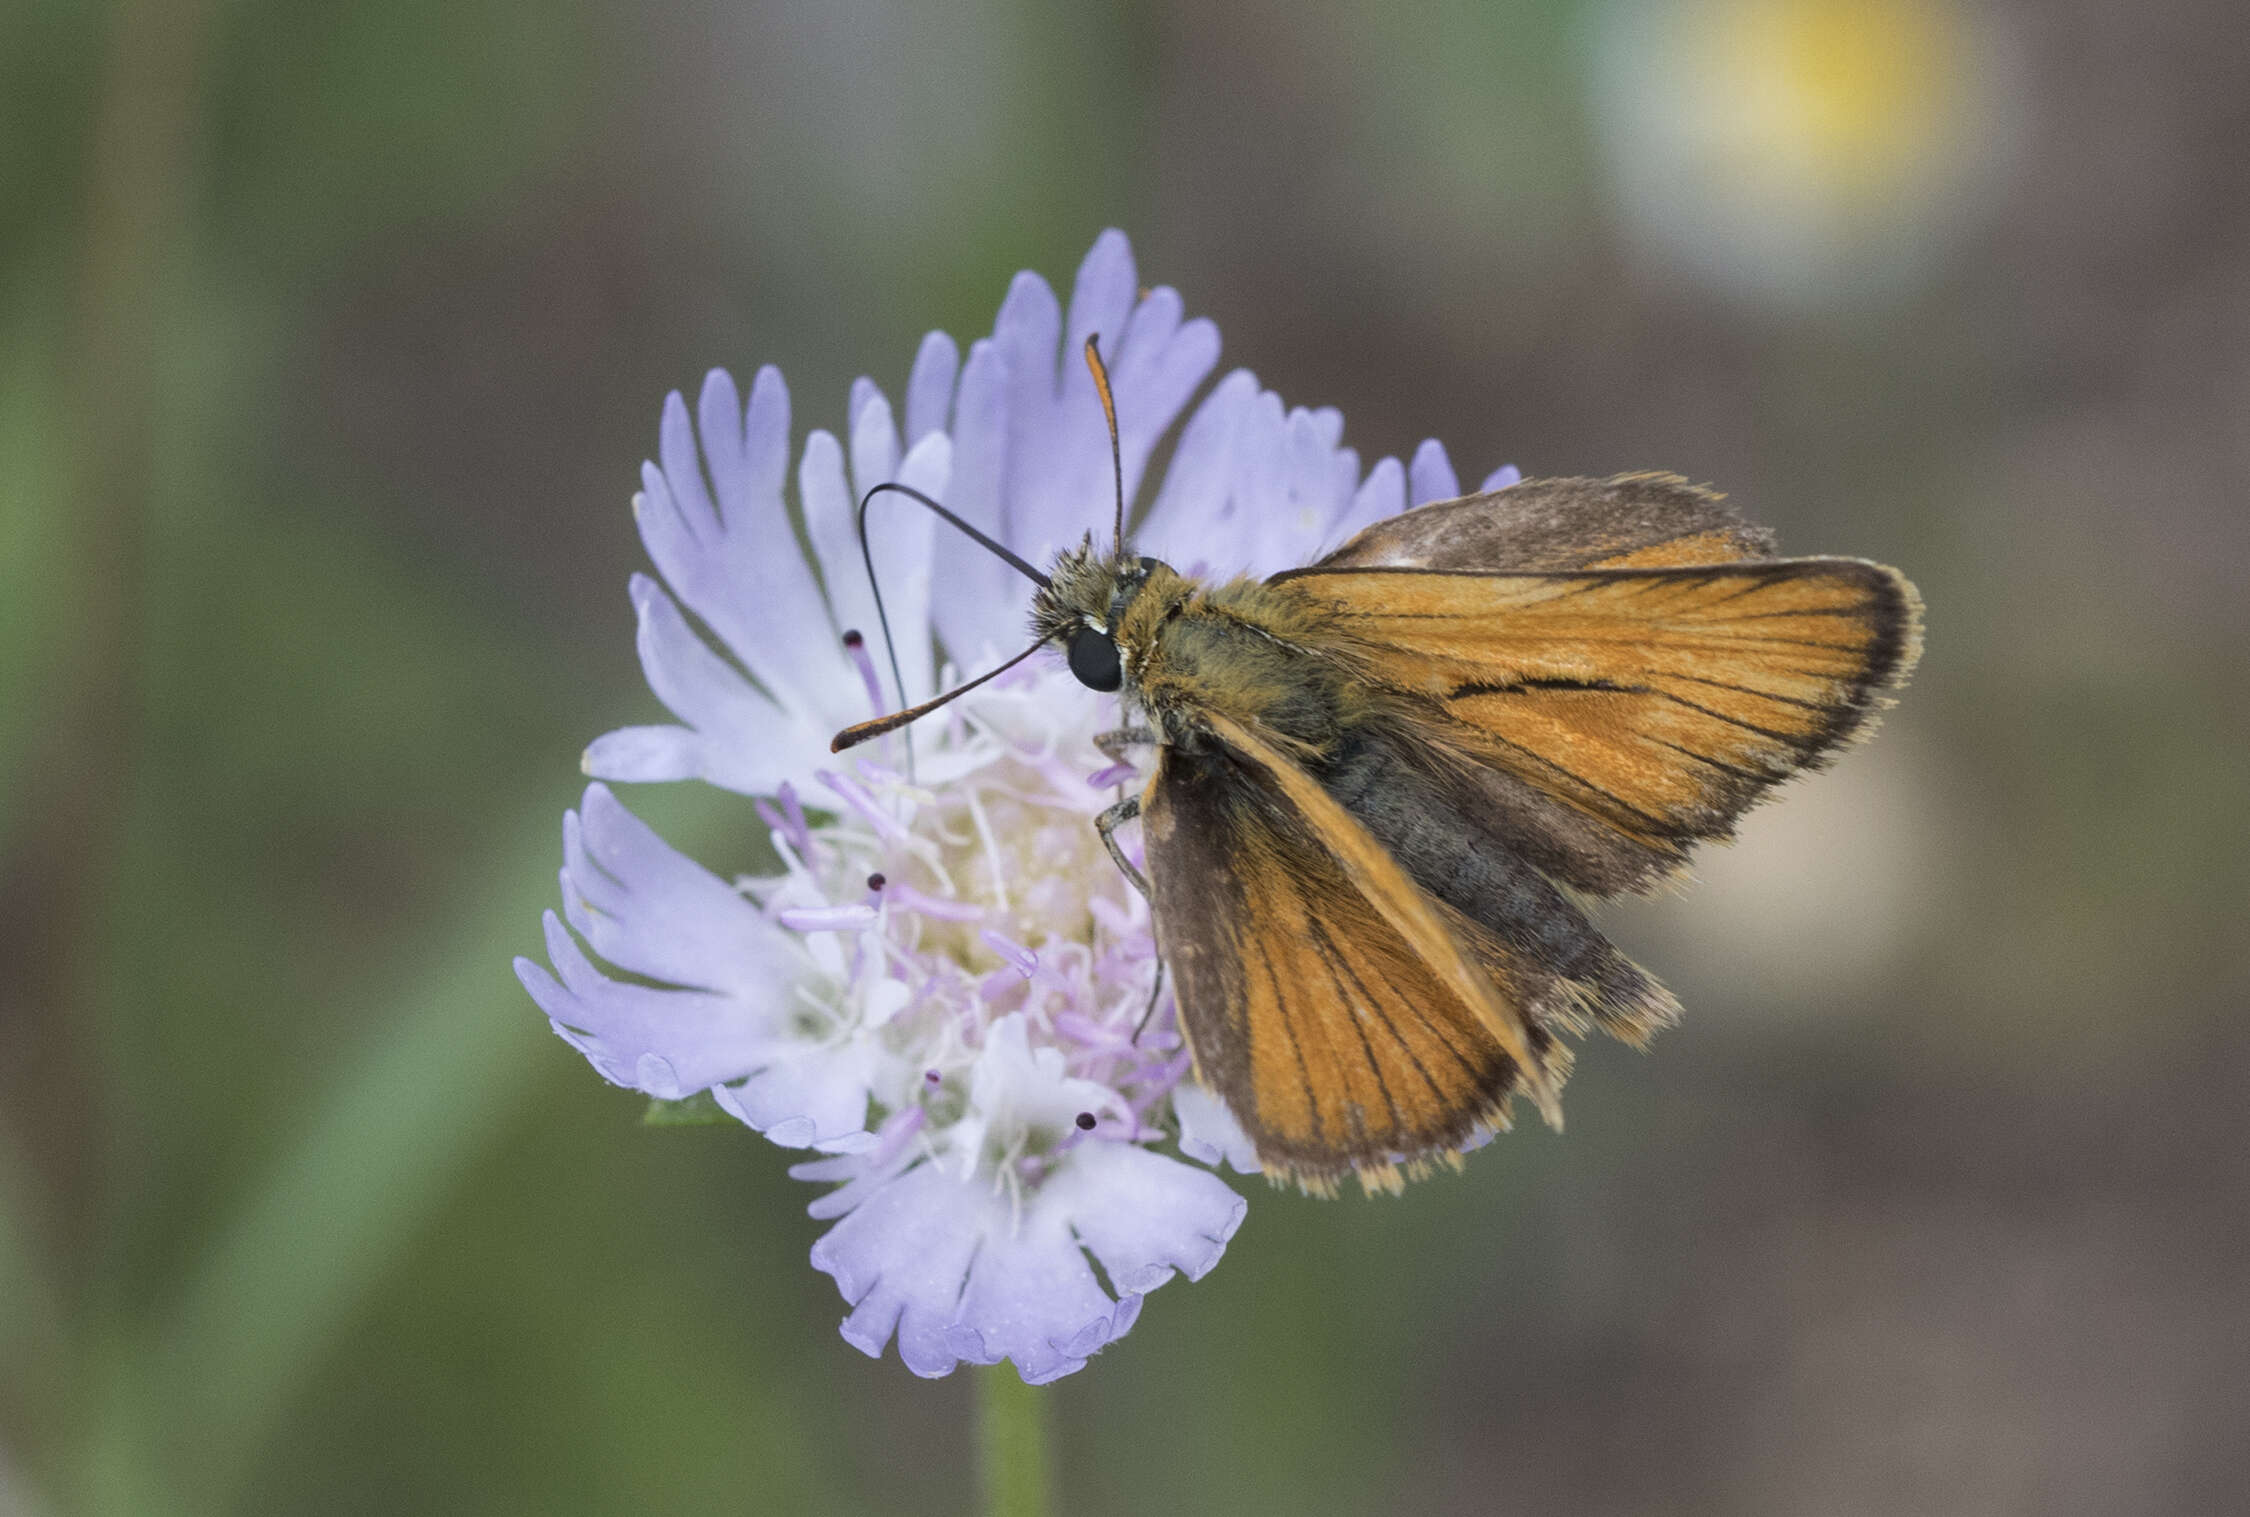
[1137,473,1919,1186]
[1269,557,1922,864]
[1143,712,1565,1194]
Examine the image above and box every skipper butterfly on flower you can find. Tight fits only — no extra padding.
[524,231,1924,1379]
[838,337,1922,1197]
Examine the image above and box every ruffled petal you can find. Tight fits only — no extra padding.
[869,432,947,707]
[811,1159,999,1378]
[1143,382,1369,578]
[1064,228,1137,361]
[1113,287,1222,502]
[803,421,876,666]
[1281,404,1363,567]
[802,412,949,711]
[947,1197,1124,1385]
[1048,1140,1246,1292]
[627,574,826,793]
[1032,230,1140,558]
[996,231,1222,566]
[635,370,848,724]
[516,912,776,1098]
[848,375,882,434]
[1207,387,1289,574]
[966,1014,1119,1141]
[713,1039,880,1151]
[559,783,792,999]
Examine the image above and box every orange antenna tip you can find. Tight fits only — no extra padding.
[1084,335,1127,548]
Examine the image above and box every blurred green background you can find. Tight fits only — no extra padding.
[4,0,2246,1512]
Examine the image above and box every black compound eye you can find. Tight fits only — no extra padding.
[1066,625,1123,691]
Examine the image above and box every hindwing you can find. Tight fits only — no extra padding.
[1143,712,1566,1194]
[1317,472,1775,573]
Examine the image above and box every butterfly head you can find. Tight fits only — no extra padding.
[830,336,1183,757]
[1030,536,1185,695]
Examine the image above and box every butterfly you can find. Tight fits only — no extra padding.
[836,339,1922,1195]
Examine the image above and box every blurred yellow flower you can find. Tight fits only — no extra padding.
[1594,0,2019,305]
[1708,0,1956,197]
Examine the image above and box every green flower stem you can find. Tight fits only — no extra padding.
[977,1367,1053,1517]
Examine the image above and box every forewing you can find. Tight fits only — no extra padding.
[1143,715,1564,1194]
[1271,558,1921,876]
[1317,472,1774,573]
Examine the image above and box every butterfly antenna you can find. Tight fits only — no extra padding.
[1084,335,1126,550]
[853,482,1052,780]
[831,636,1047,753]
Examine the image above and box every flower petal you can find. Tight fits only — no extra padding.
[517,912,774,1098]
[581,723,700,783]
[811,1159,998,1378]
[849,375,882,434]
[560,783,793,999]
[1135,368,1255,572]
[714,1042,879,1150]
[636,370,846,724]
[1409,437,1461,506]
[800,411,949,710]
[867,431,947,707]
[992,267,1067,550]
[1322,452,1408,556]
[1064,227,1138,374]
[657,386,718,538]
[947,1194,1123,1385]
[968,1014,1117,1139]
[1048,1140,1247,1292]
[996,231,1222,566]
[904,330,959,446]
[930,337,1022,663]
[628,574,825,793]
[1112,285,1222,502]
[1173,1080,1264,1175]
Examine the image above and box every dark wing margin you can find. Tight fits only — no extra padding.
[1314,472,1775,574]
[1142,717,1567,1196]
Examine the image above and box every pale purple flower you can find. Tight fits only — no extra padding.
[516,229,1514,1382]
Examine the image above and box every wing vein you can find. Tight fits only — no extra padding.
[1250,929,1324,1146]
[1307,923,1407,1139]
[1308,917,1457,1107]
[1653,691,1808,746]
[1665,671,1828,710]
[1649,736,1771,781]
[1475,727,1681,833]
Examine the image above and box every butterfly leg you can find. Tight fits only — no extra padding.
[1132,957,1168,1044]
[1094,795,1149,899]
[1094,725,1157,767]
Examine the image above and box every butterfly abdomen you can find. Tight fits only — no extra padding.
[1319,724,1679,1044]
